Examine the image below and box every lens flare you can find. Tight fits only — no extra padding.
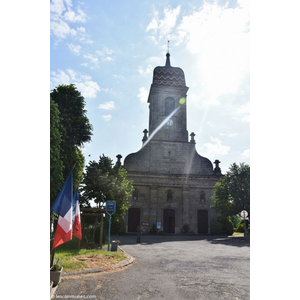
[179,97,186,105]
[142,106,181,148]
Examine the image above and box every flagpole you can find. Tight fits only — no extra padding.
[50,242,55,267]
[50,212,56,267]
[72,161,77,170]
[50,166,75,267]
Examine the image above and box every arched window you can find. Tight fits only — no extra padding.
[165,97,175,115]
[200,191,206,203]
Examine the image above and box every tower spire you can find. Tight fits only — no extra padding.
[165,40,171,67]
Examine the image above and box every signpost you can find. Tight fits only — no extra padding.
[106,200,116,251]
[240,210,249,240]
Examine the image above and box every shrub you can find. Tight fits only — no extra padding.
[218,216,234,235]
[210,219,223,235]
[229,214,241,229]
[236,222,245,233]
[111,218,126,235]
[94,226,107,244]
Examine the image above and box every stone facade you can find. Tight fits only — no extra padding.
[122,52,222,234]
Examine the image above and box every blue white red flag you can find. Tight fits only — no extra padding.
[51,170,73,249]
[72,189,82,240]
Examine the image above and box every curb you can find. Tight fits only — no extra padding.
[63,246,134,277]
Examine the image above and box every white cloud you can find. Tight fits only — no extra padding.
[96,48,115,62]
[236,103,250,114]
[50,69,71,86]
[102,115,112,122]
[138,65,152,75]
[50,69,102,99]
[103,47,113,55]
[113,74,124,79]
[177,0,250,105]
[146,6,181,40]
[76,26,86,33]
[84,54,99,66]
[50,0,67,16]
[146,56,162,64]
[236,102,250,122]
[137,87,148,103]
[76,81,100,98]
[98,101,116,110]
[241,149,250,158]
[202,137,230,157]
[146,11,159,32]
[50,0,88,40]
[68,43,81,55]
[147,36,158,45]
[220,132,237,138]
[64,8,86,23]
[50,19,76,39]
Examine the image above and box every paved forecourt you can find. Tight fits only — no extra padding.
[55,235,250,300]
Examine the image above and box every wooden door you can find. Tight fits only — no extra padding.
[163,209,175,233]
[128,208,140,232]
[197,210,208,234]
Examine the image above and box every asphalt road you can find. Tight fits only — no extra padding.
[55,235,250,300]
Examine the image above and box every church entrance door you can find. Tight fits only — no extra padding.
[163,209,175,233]
[197,210,208,234]
[128,208,140,232]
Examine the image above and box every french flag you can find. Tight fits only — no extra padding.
[72,189,82,240]
[51,170,73,249]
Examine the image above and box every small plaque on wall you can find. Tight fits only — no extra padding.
[142,222,149,226]
[156,221,161,229]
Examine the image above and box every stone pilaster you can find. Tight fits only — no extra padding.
[182,185,190,226]
[149,186,158,228]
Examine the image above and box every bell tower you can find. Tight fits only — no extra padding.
[147,52,189,143]
[123,49,222,236]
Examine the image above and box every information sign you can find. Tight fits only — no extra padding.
[105,200,116,251]
[106,200,116,213]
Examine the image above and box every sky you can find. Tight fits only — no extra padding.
[50,0,250,174]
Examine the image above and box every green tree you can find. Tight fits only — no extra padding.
[50,98,64,206]
[50,84,93,147]
[50,84,93,180]
[80,155,134,233]
[211,162,250,218]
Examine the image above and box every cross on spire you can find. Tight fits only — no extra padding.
[165,40,171,67]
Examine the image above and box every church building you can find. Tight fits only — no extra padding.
[122,52,222,234]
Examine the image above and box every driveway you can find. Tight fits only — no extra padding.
[55,235,250,300]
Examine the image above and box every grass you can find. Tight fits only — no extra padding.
[51,237,127,273]
[232,232,244,236]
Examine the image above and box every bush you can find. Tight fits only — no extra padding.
[236,220,249,233]
[229,214,241,229]
[236,222,245,233]
[111,218,126,235]
[210,219,223,235]
[218,217,234,235]
[94,226,107,244]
